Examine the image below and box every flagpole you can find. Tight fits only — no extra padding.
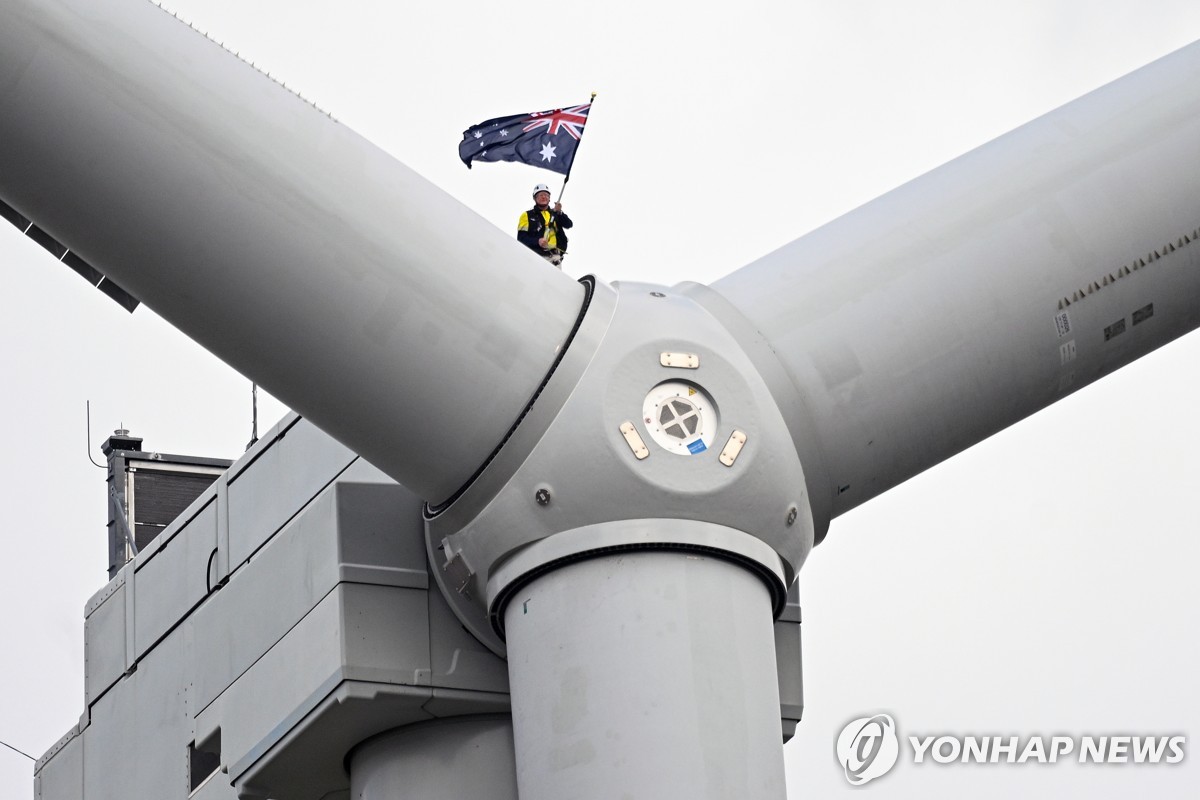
[556,92,597,205]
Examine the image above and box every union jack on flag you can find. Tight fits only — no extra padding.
[459,102,592,176]
[522,104,590,140]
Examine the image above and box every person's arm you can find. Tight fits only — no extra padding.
[554,210,573,229]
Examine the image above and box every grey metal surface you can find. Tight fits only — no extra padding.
[81,576,126,707]
[224,417,357,569]
[191,490,356,715]
[0,0,584,505]
[201,583,431,793]
[132,499,217,658]
[32,724,82,800]
[487,519,788,611]
[429,280,815,654]
[488,520,803,742]
[427,573,512,695]
[505,550,787,800]
[38,418,517,800]
[350,717,518,800]
[709,39,1200,524]
[775,582,804,742]
[83,630,191,800]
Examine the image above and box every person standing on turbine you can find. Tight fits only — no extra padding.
[517,183,572,267]
[459,99,594,268]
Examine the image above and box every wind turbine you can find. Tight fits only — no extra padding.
[2,1,1200,800]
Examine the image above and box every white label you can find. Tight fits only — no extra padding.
[619,421,650,460]
[1054,311,1072,338]
[1059,340,1076,365]
[660,352,700,369]
[719,430,747,467]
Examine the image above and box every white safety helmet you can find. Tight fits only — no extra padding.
[532,183,551,199]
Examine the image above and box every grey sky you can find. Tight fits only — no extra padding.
[2,1,1198,797]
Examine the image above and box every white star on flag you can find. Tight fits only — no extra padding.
[473,130,482,139]
[499,130,508,137]
[539,141,557,162]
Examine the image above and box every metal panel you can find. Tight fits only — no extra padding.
[195,587,349,779]
[774,583,803,743]
[61,250,103,285]
[340,584,432,686]
[187,771,240,800]
[81,672,137,800]
[81,630,193,800]
[127,632,190,798]
[217,584,432,797]
[131,469,221,526]
[427,581,509,694]
[422,687,512,719]
[226,418,356,569]
[504,551,786,800]
[133,499,217,658]
[333,483,426,578]
[332,456,402,486]
[93,276,139,312]
[227,413,300,482]
[25,224,67,259]
[33,729,82,800]
[351,718,518,800]
[192,489,342,713]
[194,475,436,714]
[83,577,126,706]
[232,682,436,800]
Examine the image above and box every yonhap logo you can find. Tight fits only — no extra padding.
[834,711,1186,786]
[837,713,900,785]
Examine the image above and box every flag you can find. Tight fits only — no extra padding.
[459,103,591,176]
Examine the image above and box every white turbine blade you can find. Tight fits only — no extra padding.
[0,0,585,504]
[707,39,1200,525]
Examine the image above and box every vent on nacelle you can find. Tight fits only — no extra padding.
[103,429,232,579]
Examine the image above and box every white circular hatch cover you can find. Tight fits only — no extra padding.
[641,381,718,455]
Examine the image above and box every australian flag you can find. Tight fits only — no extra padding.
[459,103,591,176]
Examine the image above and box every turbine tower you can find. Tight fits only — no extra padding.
[1,2,1197,797]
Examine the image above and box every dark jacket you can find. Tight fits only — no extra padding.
[518,206,573,254]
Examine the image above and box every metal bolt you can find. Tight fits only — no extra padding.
[786,506,798,526]
[535,488,551,506]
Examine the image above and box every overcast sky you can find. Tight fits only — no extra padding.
[2,1,1199,798]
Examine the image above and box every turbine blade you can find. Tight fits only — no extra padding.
[708,40,1200,525]
[0,0,584,504]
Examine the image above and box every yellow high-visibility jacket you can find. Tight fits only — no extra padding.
[517,206,573,253]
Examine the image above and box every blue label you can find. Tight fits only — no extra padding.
[687,439,707,454]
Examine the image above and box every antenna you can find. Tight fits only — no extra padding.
[247,381,258,451]
[0,738,35,762]
[85,400,104,469]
